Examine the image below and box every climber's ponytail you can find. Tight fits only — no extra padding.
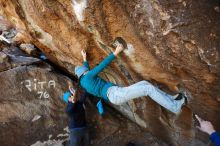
[74,77,83,101]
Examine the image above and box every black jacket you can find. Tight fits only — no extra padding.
[65,91,87,129]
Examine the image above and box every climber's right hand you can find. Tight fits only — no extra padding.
[81,50,87,61]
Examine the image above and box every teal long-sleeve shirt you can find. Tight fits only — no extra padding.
[80,53,116,101]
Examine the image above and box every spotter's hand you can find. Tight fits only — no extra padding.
[195,115,216,135]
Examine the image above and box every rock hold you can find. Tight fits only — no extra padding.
[20,44,37,55]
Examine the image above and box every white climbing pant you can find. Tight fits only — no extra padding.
[107,80,185,114]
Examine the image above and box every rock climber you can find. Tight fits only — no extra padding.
[74,39,186,114]
[63,86,90,146]
[195,115,220,146]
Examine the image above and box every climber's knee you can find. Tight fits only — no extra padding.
[109,97,123,105]
[143,83,156,94]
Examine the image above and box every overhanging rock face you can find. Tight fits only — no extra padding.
[0,0,219,145]
[0,46,167,146]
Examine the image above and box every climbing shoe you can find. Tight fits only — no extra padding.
[174,93,188,105]
[112,37,128,50]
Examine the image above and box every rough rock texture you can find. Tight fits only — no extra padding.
[0,46,41,72]
[0,0,220,145]
[0,46,68,146]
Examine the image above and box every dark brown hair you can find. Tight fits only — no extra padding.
[74,78,84,101]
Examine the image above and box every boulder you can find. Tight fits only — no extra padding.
[0,0,220,145]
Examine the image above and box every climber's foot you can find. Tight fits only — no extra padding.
[173,97,186,115]
[174,93,188,105]
[112,37,128,50]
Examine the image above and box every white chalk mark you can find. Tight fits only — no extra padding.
[32,115,41,122]
[22,80,56,99]
[124,43,134,56]
[43,92,50,99]
[149,17,155,29]
[63,127,69,133]
[37,91,44,99]
[198,47,212,66]
[24,80,32,91]
[38,81,46,89]
[57,133,69,138]
[48,80,56,88]
[34,79,37,90]
[72,0,88,22]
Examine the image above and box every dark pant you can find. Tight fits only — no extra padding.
[69,128,90,146]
